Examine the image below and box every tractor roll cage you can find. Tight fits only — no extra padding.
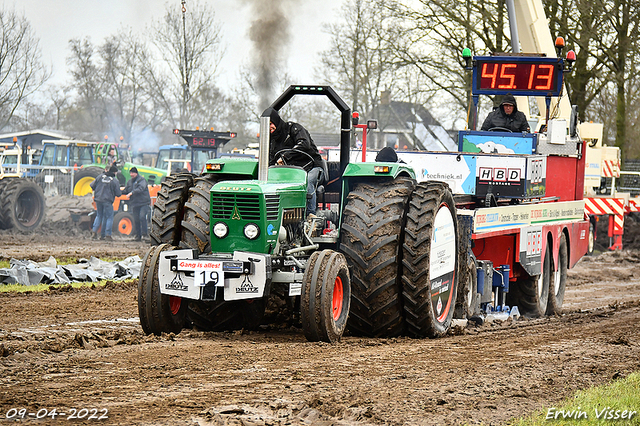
[268,85,352,176]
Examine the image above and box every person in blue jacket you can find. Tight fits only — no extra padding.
[90,165,122,240]
[123,167,151,241]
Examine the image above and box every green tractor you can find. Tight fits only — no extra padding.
[73,141,167,196]
[140,86,460,342]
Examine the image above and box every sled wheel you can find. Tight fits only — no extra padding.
[508,239,550,318]
[301,250,351,343]
[340,177,415,337]
[150,173,194,245]
[0,178,46,232]
[455,255,479,319]
[73,167,104,196]
[546,233,568,315]
[587,223,595,255]
[138,244,187,335]
[402,181,459,337]
[113,211,134,236]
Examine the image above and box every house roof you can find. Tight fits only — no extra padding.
[374,101,457,151]
[0,129,70,149]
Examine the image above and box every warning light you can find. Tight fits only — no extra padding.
[173,129,179,134]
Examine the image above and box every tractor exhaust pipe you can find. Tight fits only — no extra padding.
[258,114,270,181]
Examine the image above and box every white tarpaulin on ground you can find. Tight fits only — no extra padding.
[0,256,141,286]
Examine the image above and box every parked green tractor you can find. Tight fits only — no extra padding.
[140,85,460,342]
[73,142,167,196]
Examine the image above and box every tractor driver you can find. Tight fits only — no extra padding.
[106,147,118,166]
[264,107,325,217]
[481,93,530,133]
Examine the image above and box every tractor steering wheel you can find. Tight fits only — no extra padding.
[273,149,314,169]
[488,127,513,133]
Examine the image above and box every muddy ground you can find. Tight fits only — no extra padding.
[0,211,640,425]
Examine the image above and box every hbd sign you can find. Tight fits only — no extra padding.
[479,167,522,182]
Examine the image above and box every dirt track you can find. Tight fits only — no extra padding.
[1,228,640,425]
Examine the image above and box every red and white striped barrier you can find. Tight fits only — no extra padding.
[585,197,625,216]
[585,197,626,250]
[602,159,620,178]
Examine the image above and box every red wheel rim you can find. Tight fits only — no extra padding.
[169,296,181,315]
[332,276,343,321]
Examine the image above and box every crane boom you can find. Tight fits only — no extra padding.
[508,0,573,124]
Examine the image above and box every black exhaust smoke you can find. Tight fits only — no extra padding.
[245,0,292,110]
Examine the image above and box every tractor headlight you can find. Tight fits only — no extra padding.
[213,222,229,239]
[243,223,260,240]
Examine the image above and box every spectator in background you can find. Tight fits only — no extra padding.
[106,147,118,166]
[90,165,121,241]
[123,167,151,242]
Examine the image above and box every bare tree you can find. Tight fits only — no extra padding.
[0,8,49,130]
[65,37,104,135]
[318,0,400,117]
[151,0,225,128]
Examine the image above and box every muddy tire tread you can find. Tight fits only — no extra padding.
[340,177,415,337]
[401,181,458,337]
[150,173,194,245]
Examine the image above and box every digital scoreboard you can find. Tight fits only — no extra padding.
[472,56,564,97]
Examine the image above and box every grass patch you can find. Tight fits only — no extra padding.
[0,279,137,293]
[511,372,640,425]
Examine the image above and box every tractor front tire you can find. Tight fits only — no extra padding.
[340,177,415,337]
[401,181,459,338]
[301,250,351,343]
[0,178,46,232]
[149,173,194,245]
[138,244,188,335]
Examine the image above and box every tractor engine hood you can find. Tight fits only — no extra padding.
[208,167,307,254]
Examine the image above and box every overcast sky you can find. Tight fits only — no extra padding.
[14,0,339,91]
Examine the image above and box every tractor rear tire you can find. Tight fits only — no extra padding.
[149,173,194,245]
[113,211,135,236]
[301,250,351,343]
[73,167,104,196]
[546,233,568,315]
[187,299,266,332]
[401,181,459,337]
[180,176,218,254]
[340,177,415,337]
[0,178,46,232]
[138,244,188,335]
[507,241,550,318]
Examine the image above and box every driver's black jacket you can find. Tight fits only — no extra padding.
[480,100,530,132]
[268,121,324,172]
